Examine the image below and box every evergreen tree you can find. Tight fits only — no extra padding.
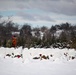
[3,39,7,47]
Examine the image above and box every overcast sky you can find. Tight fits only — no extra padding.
[0,0,76,27]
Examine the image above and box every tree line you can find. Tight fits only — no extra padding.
[0,18,76,49]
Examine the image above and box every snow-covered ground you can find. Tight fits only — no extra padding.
[0,47,76,75]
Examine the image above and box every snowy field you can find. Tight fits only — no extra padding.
[0,47,76,75]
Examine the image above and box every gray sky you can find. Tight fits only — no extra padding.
[0,0,76,27]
